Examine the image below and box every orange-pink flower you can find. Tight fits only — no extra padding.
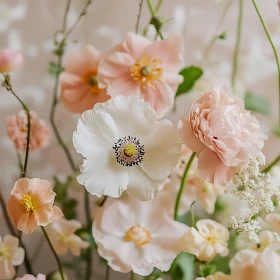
[0,49,23,73]
[6,110,51,152]
[7,178,63,234]
[59,45,110,114]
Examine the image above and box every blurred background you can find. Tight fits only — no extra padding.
[0,0,279,279]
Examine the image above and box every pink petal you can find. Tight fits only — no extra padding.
[49,206,64,222]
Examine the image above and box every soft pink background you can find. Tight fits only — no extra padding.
[0,0,279,279]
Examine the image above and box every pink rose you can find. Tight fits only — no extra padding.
[179,86,267,185]
[97,33,183,118]
[6,110,51,151]
[0,49,23,73]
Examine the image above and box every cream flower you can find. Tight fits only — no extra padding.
[46,219,89,256]
[196,272,230,280]
[181,219,229,261]
[93,195,188,276]
[16,274,46,280]
[0,235,25,280]
[73,95,181,200]
[229,246,280,280]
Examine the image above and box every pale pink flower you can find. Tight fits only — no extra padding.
[7,178,63,234]
[59,45,110,114]
[97,33,183,118]
[93,195,188,276]
[0,49,23,73]
[229,246,280,280]
[265,213,280,233]
[196,272,230,280]
[0,235,25,280]
[46,218,89,256]
[181,219,229,262]
[179,86,267,185]
[6,110,51,151]
[16,274,46,280]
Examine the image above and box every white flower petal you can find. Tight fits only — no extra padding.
[127,166,162,201]
[0,260,15,279]
[78,154,129,198]
[12,247,25,266]
[140,119,181,180]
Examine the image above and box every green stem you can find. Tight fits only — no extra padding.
[41,227,65,280]
[262,155,280,173]
[252,0,280,125]
[136,0,144,34]
[190,201,196,227]
[130,272,135,280]
[231,0,244,88]
[105,265,110,280]
[155,0,163,13]
[146,0,164,39]
[174,152,196,221]
[84,190,92,280]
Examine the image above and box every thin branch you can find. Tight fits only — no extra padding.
[146,0,164,39]
[262,155,280,173]
[135,0,144,34]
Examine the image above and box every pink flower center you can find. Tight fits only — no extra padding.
[124,225,151,246]
[130,55,162,86]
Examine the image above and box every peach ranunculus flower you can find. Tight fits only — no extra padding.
[59,45,110,114]
[265,213,280,233]
[179,86,267,185]
[181,219,229,262]
[7,110,51,151]
[0,49,23,73]
[229,246,280,280]
[93,195,188,276]
[196,272,231,280]
[97,33,184,118]
[7,178,63,234]
[0,235,25,280]
[16,274,46,280]
[46,218,89,256]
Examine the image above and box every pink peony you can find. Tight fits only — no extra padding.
[97,33,183,118]
[59,45,110,114]
[0,49,23,73]
[16,274,46,280]
[6,110,51,151]
[178,86,267,185]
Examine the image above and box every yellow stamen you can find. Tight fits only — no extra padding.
[82,70,100,95]
[124,226,151,246]
[124,144,137,157]
[0,247,10,259]
[206,235,217,244]
[20,194,34,212]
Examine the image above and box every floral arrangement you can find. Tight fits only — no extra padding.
[1,1,280,280]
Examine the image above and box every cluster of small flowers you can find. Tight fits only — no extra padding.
[227,154,279,243]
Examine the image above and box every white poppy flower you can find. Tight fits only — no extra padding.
[73,95,181,200]
[0,235,25,279]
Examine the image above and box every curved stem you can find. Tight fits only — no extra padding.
[135,0,144,34]
[84,190,92,280]
[146,0,164,39]
[174,152,196,221]
[130,272,135,280]
[231,0,244,88]
[41,227,65,280]
[262,155,280,173]
[252,0,280,125]
[105,265,110,280]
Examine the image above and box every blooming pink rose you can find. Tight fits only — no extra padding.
[97,33,184,118]
[16,274,46,280]
[0,49,23,73]
[6,110,51,151]
[59,45,110,114]
[178,86,267,185]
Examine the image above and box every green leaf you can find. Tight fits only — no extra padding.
[244,92,271,116]
[170,252,195,280]
[176,66,203,96]
[48,62,64,78]
[198,263,217,277]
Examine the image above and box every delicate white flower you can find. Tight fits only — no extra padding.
[93,195,188,276]
[181,219,229,261]
[0,235,25,279]
[46,219,89,256]
[73,95,181,200]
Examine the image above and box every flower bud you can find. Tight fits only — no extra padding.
[0,50,23,73]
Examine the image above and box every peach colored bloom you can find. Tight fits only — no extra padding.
[229,246,280,280]
[59,45,110,114]
[196,272,230,280]
[7,178,63,234]
[0,235,25,280]
[179,86,267,185]
[7,110,51,152]
[265,213,280,233]
[0,49,23,73]
[181,219,229,262]
[16,274,46,280]
[46,219,89,256]
[93,194,188,276]
[97,33,183,118]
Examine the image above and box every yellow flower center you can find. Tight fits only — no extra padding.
[124,226,151,246]
[130,55,162,86]
[206,235,217,244]
[123,143,137,157]
[59,234,70,244]
[20,194,34,212]
[0,247,10,260]
[82,70,100,95]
